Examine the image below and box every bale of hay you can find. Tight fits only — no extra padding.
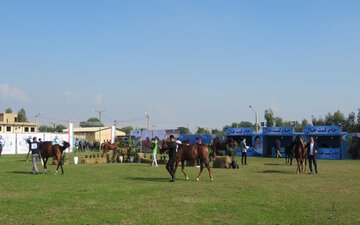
[82,158,96,164]
[213,156,232,168]
[95,158,107,164]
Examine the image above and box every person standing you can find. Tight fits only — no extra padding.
[165,135,178,182]
[306,136,319,174]
[275,138,282,158]
[151,138,158,167]
[26,137,40,174]
[240,138,248,165]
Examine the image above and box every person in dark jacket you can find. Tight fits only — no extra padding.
[165,135,178,182]
[26,137,40,174]
[305,136,319,174]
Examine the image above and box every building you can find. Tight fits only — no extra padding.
[0,113,37,134]
[63,126,126,142]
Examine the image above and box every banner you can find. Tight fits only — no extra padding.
[262,127,293,135]
[110,125,115,144]
[304,125,341,135]
[0,134,16,155]
[318,148,340,160]
[16,133,45,154]
[226,128,252,136]
[251,134,263,156]
[68,123,74,152]
[130,130,141,139]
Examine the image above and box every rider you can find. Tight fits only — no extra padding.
[166,135,178,182]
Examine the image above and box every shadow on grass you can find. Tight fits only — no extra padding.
[259,170,293,174]
[8,171,34,175]
[126,177,172,182]
[263,163,288,166]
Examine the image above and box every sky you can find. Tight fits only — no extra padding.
[0,0,359,131]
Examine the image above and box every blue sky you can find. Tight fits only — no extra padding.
[0,0,359,131]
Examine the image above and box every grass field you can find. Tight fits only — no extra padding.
[0,154,359,225]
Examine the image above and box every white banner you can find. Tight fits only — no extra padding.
[16,133,45,154]
[0,134,16,155]
[111,125,115,144]
[68,123,74,153]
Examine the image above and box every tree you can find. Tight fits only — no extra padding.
[343,112,356,132]
[324,110,345,126]
[38,125,54,132]
[274,117,284,127]
[79,117,104,127]
[55,124,67,132]
[177,126,190,135]
[120,126,133,135]
[264,108,274,127]
[195,127,210,134]
[17,108,28,122]
[211,129,224,136]
[5,108,13,113]
[312,116,325,126]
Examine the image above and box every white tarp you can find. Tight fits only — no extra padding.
[16,133,45,154]
[0,134,16,155]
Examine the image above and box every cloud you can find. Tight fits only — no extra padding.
[64,90,74,98]
[95,93,103,105]
[0,84,29,102]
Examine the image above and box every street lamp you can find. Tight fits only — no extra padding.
[249,105,259,132]
[92,109,105,150]
[145,112,150,130]
[35,112,41,132]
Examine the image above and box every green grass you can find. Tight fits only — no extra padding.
[0,154,359,225]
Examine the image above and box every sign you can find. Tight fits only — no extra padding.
[226,128,252,136]
[251,134,263,156]
[304,126,341,135]
[262,127,293,135]
[318,148,340,160]
[130,130,141,138]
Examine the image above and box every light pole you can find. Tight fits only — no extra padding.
[35,112,41,132]
[249,105,259,132]
[92,109,105,150]
[145,112,150,130]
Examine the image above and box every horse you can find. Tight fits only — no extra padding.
[101,142,119,162]
[161,141,213,181]
[210,136,229,158]
[285,141,295,165]
[294,136,307,174]
[39,141,70,175]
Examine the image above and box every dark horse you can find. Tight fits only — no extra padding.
[211,136,229,158]
[285,141,295,165]
[40,141,70,175]
[161,141,213,181]
[294,136,307,174]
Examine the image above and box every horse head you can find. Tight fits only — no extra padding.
[61,141,70,152]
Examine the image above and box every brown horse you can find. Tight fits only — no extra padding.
[102,142,119,162]
[40,141,70,175]
[161,141,213,181]
[294,136,307,174]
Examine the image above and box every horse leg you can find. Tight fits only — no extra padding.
[196,162,204,181]
[181,161,189,180]
[55,163,60,175]
[43,158,49,174]
[205,161,213,181]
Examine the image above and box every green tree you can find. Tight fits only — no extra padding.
[211,129,224,136]
[177,126,190,135]
[195,127,210,134]
[264,108,275,127]
[5,108,13,113]
[38,125,55,132]
[17,108,28,122]
[343,112,357,133]
[120,126,133,135]
[274,117,284,127]
[80,117,104,127]
[55,124,67,132]
[312,116,325,126]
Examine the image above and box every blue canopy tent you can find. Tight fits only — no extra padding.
[304,125,347,160]
[262,127,294,157]
[226,128,262,156]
